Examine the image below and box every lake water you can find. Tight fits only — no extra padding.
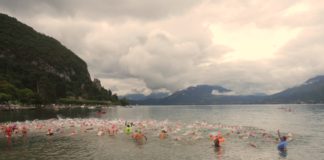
[1,104,324,160]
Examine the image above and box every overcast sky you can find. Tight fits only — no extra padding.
[1,0,324,95]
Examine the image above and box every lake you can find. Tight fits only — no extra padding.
[1,104,324,160]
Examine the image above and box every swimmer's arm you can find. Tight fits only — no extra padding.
[277,129,282,140]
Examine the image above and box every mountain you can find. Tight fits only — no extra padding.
[123,92,169,101]
[266,75,324,103]
[0,13,123,105]
[122,93,147,101]
[132,85,266,105]
[132,75,324,105]
[162,85,231,104]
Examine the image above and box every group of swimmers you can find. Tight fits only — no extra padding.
[0,118,291,156]
[1,124,28,138]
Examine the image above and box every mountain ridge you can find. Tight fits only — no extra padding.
[131,75,324,105]
[265,75,324,103]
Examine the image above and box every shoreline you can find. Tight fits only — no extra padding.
[0,104,36,111]
[0,104,125,111]
[1,103,323,111]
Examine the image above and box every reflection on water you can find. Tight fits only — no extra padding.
[0,104,324,160]
[279,151,288,159]
[214,146,223,160]
[0,107,92,122]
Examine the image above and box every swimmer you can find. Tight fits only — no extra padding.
[97,130,104,136]
[277,129,288,156]
[124,125,132,135]
[214,138,220,148]
[125,121,135,127]
[132,130,147,144]
[46,128,54,136]
[5,126,12,138]
[159,130,168,140]
[108,124,118,135]
[210,132,225,143]
[22,126,28,137]
[12,124,19,135]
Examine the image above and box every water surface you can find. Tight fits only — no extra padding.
[1,104,323,160]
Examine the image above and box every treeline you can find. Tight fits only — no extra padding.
[58,98,128,106]
[0,80,37,104]
[0,80,128,106]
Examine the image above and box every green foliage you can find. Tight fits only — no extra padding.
[0,80,17,98]
[0,80,37,104]
[0,92,12,102]
[17,88,35,104]
[119,98,129,106]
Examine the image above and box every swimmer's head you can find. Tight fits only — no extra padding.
[214,138,220,147]
[282,136,287,141]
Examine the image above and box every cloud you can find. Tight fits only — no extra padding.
[212,90,237,96]
[1,0,324,96]
[0,0,200,21]
[272,26,324,83]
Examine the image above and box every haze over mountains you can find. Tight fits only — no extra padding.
[129,75,324,105]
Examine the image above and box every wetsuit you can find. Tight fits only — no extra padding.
[277,139,287,152]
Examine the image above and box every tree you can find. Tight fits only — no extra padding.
[120,98,129,106]
[111,93,119,102]
[18,88,35,104]
[0,93,12,103]
[0,80,17,97]
[37,76,56,103]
